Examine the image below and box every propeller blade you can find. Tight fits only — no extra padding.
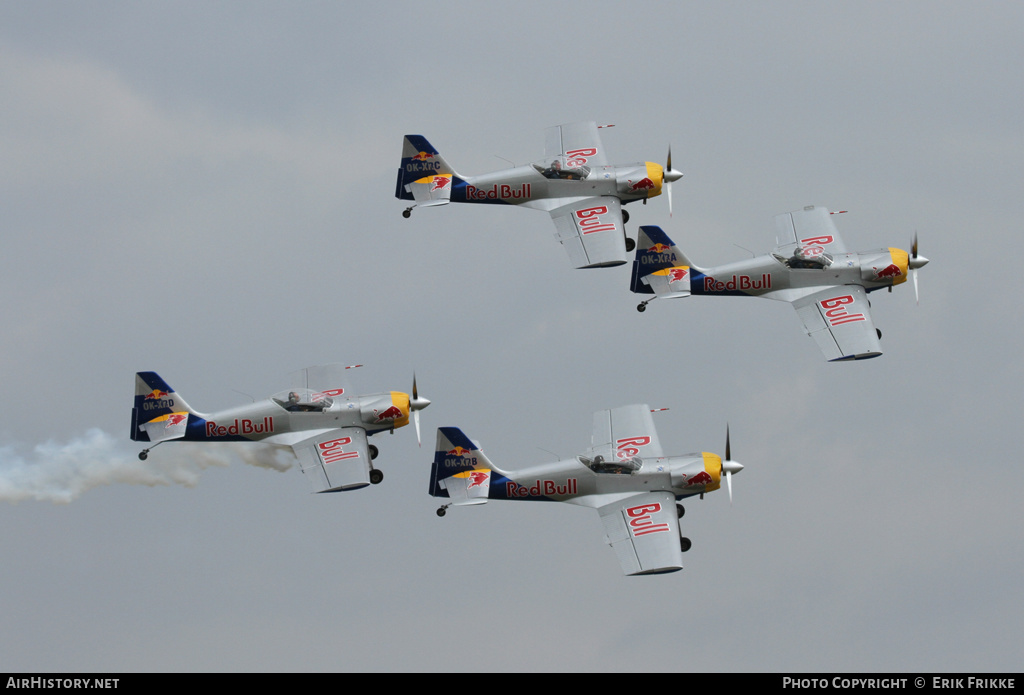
[408,373,430,447]
[726,470,733,505]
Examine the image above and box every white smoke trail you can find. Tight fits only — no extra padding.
[0,428,294,503]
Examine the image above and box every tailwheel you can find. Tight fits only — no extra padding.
[637,301,649,313]
[138,450,149,461]
[369,469,384,485]
[680,537,692,552]
[436,505,450,517]
[402,207,413,219]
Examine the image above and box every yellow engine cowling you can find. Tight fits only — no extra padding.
[359,392,410,429]
[861,248,909,286]
[616,162,664,199]
[670,453,722,492]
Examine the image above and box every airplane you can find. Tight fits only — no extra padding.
[429,404,743,576]
[630,205,930,361]
[395,121,684,269]
[130,365,430,492]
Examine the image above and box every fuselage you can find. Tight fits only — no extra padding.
[438,451,724,508]
[447,161,665,210]
[178,391,411,443]
[651,248,910,302]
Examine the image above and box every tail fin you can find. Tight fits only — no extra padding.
[428,427,496,505]
[130,372,198,443]
[395,135,459,201]
[630,225,697,296]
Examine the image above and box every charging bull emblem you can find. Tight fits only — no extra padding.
[874,263,902,280]
[374,405,404,422]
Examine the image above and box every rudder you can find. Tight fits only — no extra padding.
[396,134,458,200]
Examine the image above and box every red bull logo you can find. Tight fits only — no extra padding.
[467,471,489,489]
[430,176,451,191]
[685,471,713,487]
[647,243,671,253]
[625,502,670,537]
[165,413,187,428]
[374,405,404,422]
[411,151,435,162]
[629,177,655,192]
[446,446,474,458]
[144,389,170,400]
[873,263,902,280]
[668,267,689,284]
[819,294,866,326]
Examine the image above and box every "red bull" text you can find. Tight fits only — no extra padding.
[819,294,866,326]
[205,417,274,437]
[506,478,578,498]
[702,274,772,293]
[465,183,532,201]
[625,502,671,537]
[317,436,359,465]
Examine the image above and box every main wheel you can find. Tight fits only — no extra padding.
[369,469,384,485]
[676,504,685,518]
[680,537,692,552]
[368,444,379,460]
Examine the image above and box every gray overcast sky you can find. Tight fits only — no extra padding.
[1,0,1022,672]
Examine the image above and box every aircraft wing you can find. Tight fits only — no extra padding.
[549,197,628,269]
[774,206,847,255]
[598,491,683,575]
[544,121,608,167]
[792,285,882,361]
[290,427,373,492]
[585,404,664,463]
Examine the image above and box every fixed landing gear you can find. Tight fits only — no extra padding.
[369,444,378,460]
[436,504,450,517]
[138,442,163,461]
[402,207,413,218]
[680,537,692,553]
[676,504,685,518]
[369,469,384,485]
[637,300,650,312]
